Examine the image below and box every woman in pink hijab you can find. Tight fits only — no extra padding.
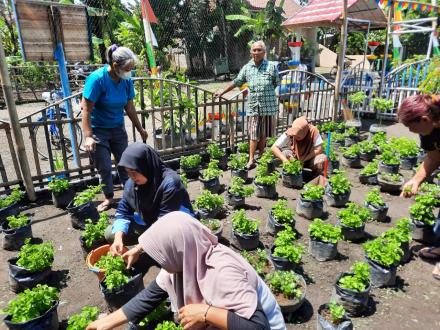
[87,211,285,330]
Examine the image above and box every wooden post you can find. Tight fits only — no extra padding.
[333,0,348,120]
[0,34,36,200]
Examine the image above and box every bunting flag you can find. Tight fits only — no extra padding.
[392,8,403,61]
[376,0,440,13]
[141,0,158,76]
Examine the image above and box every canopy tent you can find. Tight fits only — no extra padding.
[282,0,387,30]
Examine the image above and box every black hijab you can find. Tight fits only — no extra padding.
[118,143,171,222]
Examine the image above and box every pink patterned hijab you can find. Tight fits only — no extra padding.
[138,211,259,319]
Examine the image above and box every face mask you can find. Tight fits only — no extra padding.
[118,70,131,80]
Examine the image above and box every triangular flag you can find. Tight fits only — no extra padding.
[141,0,158,24]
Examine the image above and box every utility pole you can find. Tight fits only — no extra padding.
[333,0,348,120]
[0,34,36,201]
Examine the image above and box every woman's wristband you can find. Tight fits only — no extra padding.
[204,305,211,325]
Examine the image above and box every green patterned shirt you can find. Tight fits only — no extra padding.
[233,59,280,116]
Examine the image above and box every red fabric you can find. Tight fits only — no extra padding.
[141,0,158,24]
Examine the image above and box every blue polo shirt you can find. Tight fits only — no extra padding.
[83,65,135,128]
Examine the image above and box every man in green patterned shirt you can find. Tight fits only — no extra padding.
[215,40,280,169]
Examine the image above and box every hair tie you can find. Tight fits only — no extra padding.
[110,44,119,52]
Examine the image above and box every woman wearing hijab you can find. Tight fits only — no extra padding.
[271,116,326,173]
[105,143,193,256]
[87,211,286,330]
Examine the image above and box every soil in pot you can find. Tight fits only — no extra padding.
[282,172,303,189]
[366,202,388,222]
[8,257,52,293]
[2,221,32,251]
[378,162,400,174]
[231,169,248,181]
[52,188,75,209]
[400,156,417,170]
[296,196,324,220]
[341,156,361,168]
[317,304,353,330]
[359,173,378,185]
[377,175,404,194]
[66,200,99,230]
[365,257,397,288]
[333,272,370,317]
[231,230,260,251]
[3,300,59,330]
[200,219,223,238]
[199,176,221,193]
[309,239,338,261]
[254,182,277,199]
[269,246,298,271]
[266,210,295,236]
[274,275,307,315]
[227,192,245,208]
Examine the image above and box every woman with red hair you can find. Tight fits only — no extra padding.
[398,94,440,279]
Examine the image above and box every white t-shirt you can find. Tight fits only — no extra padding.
[274,132,323,150]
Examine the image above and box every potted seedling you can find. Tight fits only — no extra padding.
[359,159,378,185]
[231,209,260,250]
[341,144,361,168]
[369,130,387,149]
[265,270,306,315]
[409,202,438,244]
[370,97,393,134]
[391,137,420,170]
[334,261,371,317]
[154,321,183,330]
[337,202,371,241]
[324,144,340,175]
[364,188,388,222]
[267,199,295,235]
[194,190,224,219]
[254,164,280,199]
[363,237,403,287]
[266,136,277,148]
[317,301,353,330]
[7,239,54,292]
[308,218,341,261]
[378,149,400,174]
[281,159,303,188]
[128,301,172,330]
[377,173,404,193]
[332,132,345,150]
[0,187,24,225]
[2,284,59,330]
[48,176,74,209]
[200,218,223,238]
[382,218,412,264]
[179,154,202,179]
[346,91,366,132]
[296,183,325,219]
[227,176,254,208]
[1,214,32,251]
[237,141,249,154]
[227,153,248,180]
[358,140,377,161]
[96,253,144,311]
[199,160,222,193]
[257,150,276,173]
[67,184,103,230]
[66,306,100,330]
[207,143,227,169]
[270,227,304,271]
[241,249,271,277]
[79,212,110,258]
[325,170,351,207]
[344,127,360,147]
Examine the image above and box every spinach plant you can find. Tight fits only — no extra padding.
[200,218,221,232]
[257,150,274,166]
[137,301,169,327]
[1,284,58,323]
[327,301,346,325]
[6,214,30,229]
[67,306,100,330]
[73,184,105,207]
[360,159,378,176]
[82,212,110,248]
[0,187,24,209]
[301,184,324,200]
[254,165,280,185]
[370,131,387,149]
[228,177,254,197]
[155,321,183,330]
[337,202,371,228]
[265,270,303,300]
[358,140,376,154]
[390,137,420,158]
[266,136,277,147]
[241,249,269,276]
[16,239,54,272]
[228,153,248,171]
[342,144,361,158]
[96,253,130,290]
[380,150,400,166]
[371,97,393,126]
[201,160,223,180]
[282,159,302,175]
[48,177,70,194]
[194,190,224,211]
[338,261,370,292]
[344,127,358,138]
[271,199,294,224]
[328,170,351,195]
[232,209,259,235]
[409,202,436,225]
[207,143,225,159]
[308,219,341,244]
[363,237,403,267]
[332,132,345,143]
[180,173,188,189]
[180,154,202,169]
[364,188,385,207]
[237,142,249,153]
[273,227,304,264]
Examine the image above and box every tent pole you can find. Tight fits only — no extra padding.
[379,5,393,96]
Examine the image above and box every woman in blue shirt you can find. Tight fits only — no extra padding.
[105,142,193,256]
[82,45,148,212]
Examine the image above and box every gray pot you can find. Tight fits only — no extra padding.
[266,210,294,236]
[365,257,397,288]
[344,136,359,147]
[199,176,221,193]
[197,207,222,220]
[359,173,378,185]
[377,175,403,193]
[333,139,345,150]
[281,171,303,189]
[338,222,365,241]
[325,189,350,207]
[254,182,277,199]
[276,274,307,315]
[410,219,440,245]
[369,123,386,135]
[341,155,361,168]
[400,156,417,170]
[227,192,245,208]
[365,202,388,222]
[378,161,399,174]
[309,239,338,261]
[181,166,200,179]
[333,272,370,317]
[360,150,377,162]
[269,245,298,271]
[296,196,323,220]
[52,188,74,209]
[231,229,259,251]
[231,169,248,181]
[317,304,353,330]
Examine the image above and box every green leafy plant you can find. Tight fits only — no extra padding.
[237,142,249,153]
[379,173,403,183]
[73,184,105,207]
[104,270,130,290]
[254,165,280,185]
[207,143,225,159]
[332,132,345,143]
[380,150,400,166]
[273,227,304,264]
[1,284,58,323]
[180,173,188,189]
[365,188,385,207]
[228,177,254,197]
[390,137,420,158]
[271,199,294,224]
[155,321,183,330]
[319,121,338,132]
[282,159,302,175]
[418,182,440,196]
[308,219,341,244]
[349,91,367,106]
[82,212,110,248]
[257,150,274,166]
[266,136,277,147]
[6,214,30,229]
[337,202,371,228]
[344,127,358,138]
[327,301,346,325]
[382,218,412,244]
[16,239,54,272]
[137,301,169,327]
[0,187,24,209]
[338,261,370,292]
[201,160,223,180]
[414,193,437,208]
[360,159,378,176]
[363,237,403,267]
[241,249,270,276]
[180,154,202,170]
[342,144,361,158]
[200,218,221,233]
[371,131,387,149]
[53,153,64,171]
[371,97,394,126]
[67,306,100,330]
[48,177,70,194]
[358,140,376,154]
[265,270,303,300]
[409,202,436,225]
[96,253,130,290]
[228,153,248,171]
[301,184,325,200]
[232,209,259,235]
[194,190,224,211]
[328,170,351,195]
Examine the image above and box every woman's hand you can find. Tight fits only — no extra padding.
[84,136,97,152]
[213,90,223,99]
[138,128,148,141]
[178,304,209,330]
[110,236,125,256]
[122,246,142,269]
[401,178,420,197]
[86,319,109,330]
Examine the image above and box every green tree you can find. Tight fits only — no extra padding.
[0,1,19,56]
